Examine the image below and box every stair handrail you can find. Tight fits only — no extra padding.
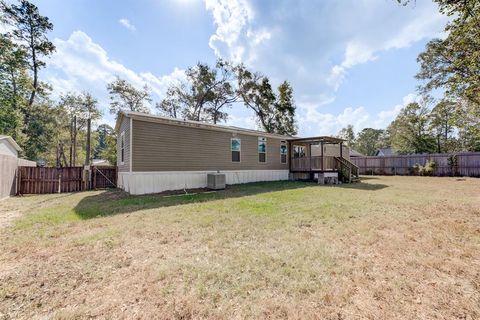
[334,156,360,179]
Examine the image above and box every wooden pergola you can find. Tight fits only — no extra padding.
[288,136,346,173]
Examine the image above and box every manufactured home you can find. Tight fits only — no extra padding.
[115,111,358,195]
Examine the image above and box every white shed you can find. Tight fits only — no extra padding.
[0,135,31,200]
[0,135,22,157]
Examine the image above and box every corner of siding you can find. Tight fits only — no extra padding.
[129,117,133,173]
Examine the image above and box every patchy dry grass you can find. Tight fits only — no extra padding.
[0,176,479,319]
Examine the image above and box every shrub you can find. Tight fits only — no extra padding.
[448,154,458,176]
[410,164,421,175]
[419,160,437,176]
[409,161,437,176]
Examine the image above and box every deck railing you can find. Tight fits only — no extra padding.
[290,156,337,171]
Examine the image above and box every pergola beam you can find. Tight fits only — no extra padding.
[289,136,345,144]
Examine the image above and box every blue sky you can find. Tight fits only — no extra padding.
[28,0,447,136]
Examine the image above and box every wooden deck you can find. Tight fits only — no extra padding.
[290,155,359,183]
[287,135,360,183]
[290,156,337,172]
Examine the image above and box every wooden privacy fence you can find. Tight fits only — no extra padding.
[92,166,117,189]
[17,166,117,195]
[350,152,480,177]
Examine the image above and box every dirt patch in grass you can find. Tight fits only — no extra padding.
[0,177,479,319]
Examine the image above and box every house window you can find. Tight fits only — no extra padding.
[293,145,306,158]
[258,137,266,163]
[280,141,288,164]
[120,132,125,164]
[231,138,241,162]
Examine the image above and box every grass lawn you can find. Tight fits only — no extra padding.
[0,176,479,319]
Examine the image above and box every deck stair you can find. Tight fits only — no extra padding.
[334,157,360,183]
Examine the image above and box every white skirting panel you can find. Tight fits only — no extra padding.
[118,170,289,195]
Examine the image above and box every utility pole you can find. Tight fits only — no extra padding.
[69,118,73,166]
[73,115,77,166]
[85,118,91,165]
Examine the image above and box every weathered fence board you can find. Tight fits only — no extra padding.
[17,166,117,194]
[351,152,480,177]
[18,167,84,194]
[92,166,117,189]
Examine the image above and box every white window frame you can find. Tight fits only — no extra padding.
[258,137,267,163]
[231,137,241,163]
[280,141,288,164]
[120,131,125,165]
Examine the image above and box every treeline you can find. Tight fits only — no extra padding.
[0,0,298,165]
[339,98,480,155]
[0,0,116,165]
[108,59,299,136]
[157,60,297,136]
[340,0,480,156]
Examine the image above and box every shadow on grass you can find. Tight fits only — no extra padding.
[73,181,315,219]
[358,176,379,181]
[73,179,389,220]
[338,181,388,191]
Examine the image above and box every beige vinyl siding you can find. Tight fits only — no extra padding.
[131,119,289,172]
[117,116,130,172]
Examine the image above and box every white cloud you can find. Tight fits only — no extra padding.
[119,18,136,32]
[326,2,447,91]
[44,31,186,123]
[297,93,420,136]
[203,0,448,129]
[226,113,256,129]
[298,103,370,136]
[205,0,271,63]
[374,93,419,128]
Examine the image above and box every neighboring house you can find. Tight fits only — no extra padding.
[115,112,357,195]
[375,148,394,157]
[349,149,364,157]
[92,159,113,167]
[0,135,35,200]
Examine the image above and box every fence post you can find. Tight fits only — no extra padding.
[93,167,96,190]
[58,174,61,193]
[16,167,20,195]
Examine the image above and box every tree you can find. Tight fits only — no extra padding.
[394,0,480,153]
[1,0,55,107]
[101,131,117,165]
[355,128,385,156]
[80,93,99,165]
[235,64,298,134]
[429,100,456,153]
[0,34,28,143]
[235,64,276,132]
[22,101,59,160]
[157,59,238,123]
[107,77,151,115]
[397,0,480,104]
[454,99,480,152]
[337,125,355,147]
[159,60,298,133]
[93,124,112,159]
[204,60,239,124]
[387,101,436,154]
[157,87,185,119]
[274,81,297,135]
[58,92,101,166]
[94,124,116,164]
